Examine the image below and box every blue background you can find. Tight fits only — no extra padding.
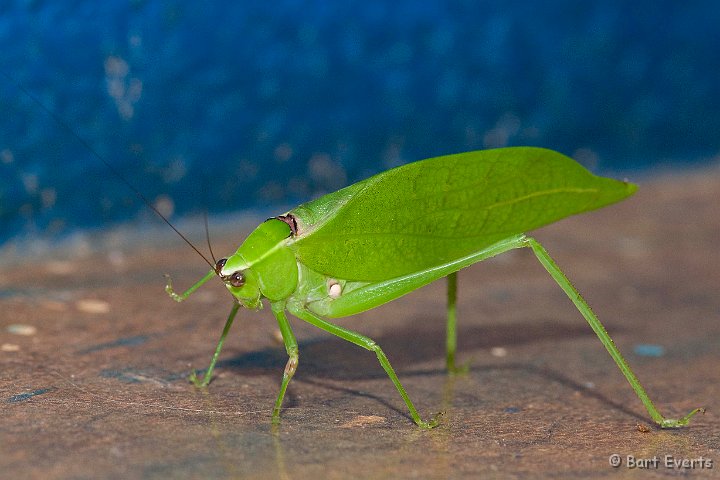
[1,1,719,243]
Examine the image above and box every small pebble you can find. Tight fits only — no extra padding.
[75,299,111,314]
[490,347,507,357]
[7,324,37,336]
[633,344,665,357]
[339,415,386,428]
[636,423,651,433]
[1,343,20,352]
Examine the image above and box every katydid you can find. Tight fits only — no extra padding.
[7,74,702,428]
[163,147,704,429]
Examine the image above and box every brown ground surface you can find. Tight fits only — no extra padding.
[1,169,719,479]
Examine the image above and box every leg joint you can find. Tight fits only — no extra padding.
[284,353,299,377]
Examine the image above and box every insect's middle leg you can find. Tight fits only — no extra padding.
[270,303,299,423]
[287,301,439,429]
[445,272,469,374]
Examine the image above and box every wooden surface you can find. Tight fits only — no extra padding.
[1,169,719,479]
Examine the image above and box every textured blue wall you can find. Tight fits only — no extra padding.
[1,1,719,241]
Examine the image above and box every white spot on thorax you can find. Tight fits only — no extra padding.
[328,281,342,298]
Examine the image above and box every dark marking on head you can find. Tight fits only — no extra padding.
[216,258,244,287]
[214,258,228,275]
[274,214,298,236]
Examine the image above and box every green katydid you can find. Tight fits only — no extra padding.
[162,147,704,429]
[6,74,702,428]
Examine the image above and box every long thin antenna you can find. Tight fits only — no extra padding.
[4,71,215,269]
[203,211,217,265]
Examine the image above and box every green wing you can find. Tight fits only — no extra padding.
[288,147,636,281]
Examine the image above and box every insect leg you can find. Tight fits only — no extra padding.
[287,301,440,429]
[270,303,299,423]
[318,234,527,318]
[189,301,241,387]
[445,272,468,374]
[523,236,704,428]
[165,269,216,302]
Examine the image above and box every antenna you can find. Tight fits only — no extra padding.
[203,211,218,265]
[3,71,215,269]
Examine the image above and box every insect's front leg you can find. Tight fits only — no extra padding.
[190,301,241,387]
[270,301,299,424]
[286,300,440,429]
[165,269,216,302]
[163,268,240,387]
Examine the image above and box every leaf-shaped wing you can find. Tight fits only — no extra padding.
[289,147,636,281]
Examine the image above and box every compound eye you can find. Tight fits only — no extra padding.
[229,271,245,288]
[214,258,227,275]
